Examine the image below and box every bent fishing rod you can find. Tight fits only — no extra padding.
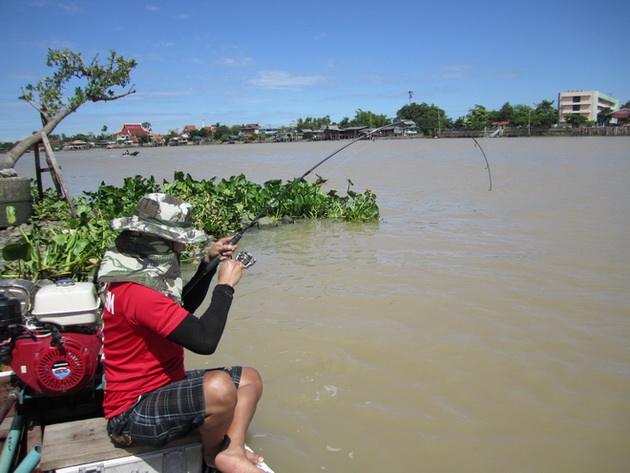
[466,132,493,191]
[183,121,493,296]
[182,122,403,296]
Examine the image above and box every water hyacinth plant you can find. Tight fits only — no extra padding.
[1,172,380,282]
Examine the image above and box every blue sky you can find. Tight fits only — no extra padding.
[1,0,628,141]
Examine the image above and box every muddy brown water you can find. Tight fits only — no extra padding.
[15,137,630,472]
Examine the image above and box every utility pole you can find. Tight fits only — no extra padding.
[408,91,413,105]
[529,102,539,136]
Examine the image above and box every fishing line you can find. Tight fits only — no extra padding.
[183,121,492,296]
[320,141,372,184]
[183,121,404,296]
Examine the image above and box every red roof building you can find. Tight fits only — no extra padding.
[114,123,151,141]
[608,108,630,119]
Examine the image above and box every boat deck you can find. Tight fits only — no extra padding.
[0,372,273,472]
[40,416,203,471]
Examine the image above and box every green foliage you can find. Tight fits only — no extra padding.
[2,48,137,171]
[399,98,563,131]
[531,100,558,128]
[160,171,379,236]
[294,116,333,131]
[31,188,78,221]
[492,102,515,123]
[20,49,137,121]
[3,213,112,282]
[213,123,232,140]
[563,113,591,127]
[397,102,451,135]
[464,104,491,128]
[597,107,613,126]
[346,109,390,128]
[2,173,380,282]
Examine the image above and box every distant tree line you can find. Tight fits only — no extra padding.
[289,98,630,138]
[0,46,628,153]
[3,98,629,153]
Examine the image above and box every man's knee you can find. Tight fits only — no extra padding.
[241,366,263,399]
[203,371,238,411]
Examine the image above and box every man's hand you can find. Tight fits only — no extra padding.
[205,236,237,262]
[217,259,243,288]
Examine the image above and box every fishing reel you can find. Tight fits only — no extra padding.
[234,251,256,268]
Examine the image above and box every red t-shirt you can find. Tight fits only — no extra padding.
[101,282,190,418]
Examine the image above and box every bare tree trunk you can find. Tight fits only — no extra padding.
[0,107,77,173]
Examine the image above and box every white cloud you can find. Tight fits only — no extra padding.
[145,5,161,11]
[57,2,81,14]
[222,57,255,67]
[250,70,327,91]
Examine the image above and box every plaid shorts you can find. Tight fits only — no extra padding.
[107,367,242,448]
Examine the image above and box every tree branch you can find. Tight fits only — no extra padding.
[1,48,138,172]
[19,87,46,116]
[98,87,136,102]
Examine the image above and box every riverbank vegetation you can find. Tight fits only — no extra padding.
[1,172,379,282]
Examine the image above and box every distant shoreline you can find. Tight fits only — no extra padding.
[59,126,630,152]
[3,126,627,155]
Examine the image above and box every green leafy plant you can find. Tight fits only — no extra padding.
[2,172,380,282]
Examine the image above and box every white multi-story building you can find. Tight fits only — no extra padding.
[558,91,619,125]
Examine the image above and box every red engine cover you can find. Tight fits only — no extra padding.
[11,332,102,396]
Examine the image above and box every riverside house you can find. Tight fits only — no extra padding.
[114,123,152,144]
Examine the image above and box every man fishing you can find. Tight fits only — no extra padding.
[97,193,265,473]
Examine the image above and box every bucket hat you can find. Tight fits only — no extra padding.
[110,193,208,244]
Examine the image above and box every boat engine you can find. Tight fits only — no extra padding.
[0,279,102,397]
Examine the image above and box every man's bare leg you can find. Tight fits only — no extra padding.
[215,367,264,472]
[199,367,264,472]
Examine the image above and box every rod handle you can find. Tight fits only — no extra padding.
[182,233,244,298]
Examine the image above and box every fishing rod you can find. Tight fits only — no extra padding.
[183,120,493,296]
[411,118,493,191]
[182,121,404,296]
[465,132,493,191]
[232,121,404,242]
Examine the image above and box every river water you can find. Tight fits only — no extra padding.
[16,137,630,472]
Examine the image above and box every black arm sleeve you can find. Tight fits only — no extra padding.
[167,284,234,354]
[182,260,217,313]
